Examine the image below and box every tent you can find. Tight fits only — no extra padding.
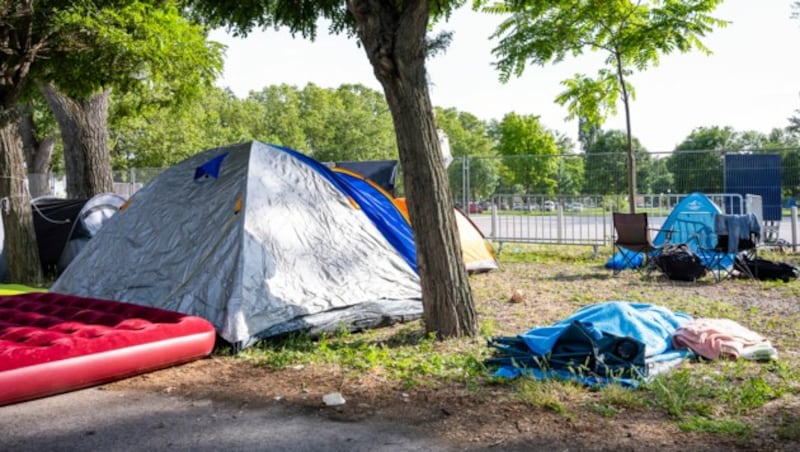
[606,193,722,271]
[333,160,399,195]
[52,141,423,347]
[0,193,124,282]
[391,197,499,273]
[652,192,722,248]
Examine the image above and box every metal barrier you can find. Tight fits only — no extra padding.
[484,195,611,255]
[479,193,753,255]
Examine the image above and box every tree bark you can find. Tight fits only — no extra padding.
[19,104,55,198]
[0,107,44,285]
[42,84,113,199]
[615,52,636,214]
[348,0,476,337]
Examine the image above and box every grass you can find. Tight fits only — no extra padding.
[240,326,489,389]
[232,244,800,445]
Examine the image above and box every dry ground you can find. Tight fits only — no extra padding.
[107,249,800,451]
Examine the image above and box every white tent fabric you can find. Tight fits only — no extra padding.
[52,142,422,346]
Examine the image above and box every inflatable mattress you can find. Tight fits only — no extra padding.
[0,292,216,406]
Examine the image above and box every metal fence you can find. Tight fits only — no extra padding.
[453,148,800,250]
[475,193,757,255]
[34,147,800,250]
[41,168,164,199]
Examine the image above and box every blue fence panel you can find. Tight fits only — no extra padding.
[724,154,782,221]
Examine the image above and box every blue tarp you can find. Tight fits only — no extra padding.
[487,301,694,387]
[604,248,645,270]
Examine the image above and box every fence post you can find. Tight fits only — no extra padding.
[491,204,498,240]
[557,204,564,244]
[792,206,798,252]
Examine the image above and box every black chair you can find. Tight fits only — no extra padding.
[611,212,671,275]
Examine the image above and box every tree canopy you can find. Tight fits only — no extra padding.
[583,129,649,195]
[493,112,560,194]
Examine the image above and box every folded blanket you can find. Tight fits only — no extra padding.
[671,318,775,360]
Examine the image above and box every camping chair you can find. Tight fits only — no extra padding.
[611,212,672,275]
[697,213,760,282]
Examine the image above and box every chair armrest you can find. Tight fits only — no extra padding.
[648,227,675,242]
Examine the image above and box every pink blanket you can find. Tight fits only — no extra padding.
[671,318,771,360]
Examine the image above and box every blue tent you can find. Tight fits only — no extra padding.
[653,192,721,249]
[606,193,726,271]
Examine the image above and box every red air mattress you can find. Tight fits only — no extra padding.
[0,292,216,406]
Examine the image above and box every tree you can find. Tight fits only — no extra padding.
[435,107,498,201]
[111,86,266,168]
[649,158,674,196]
[188,0,476,337]
[667,126,732,193]
[42,85,114,198]
[552,131,585,196]
[299,83,398,162]
[0,1,222,282]
[18,99,58,198]
[483,0,725,213]
[494,113,560,194]
[248,84,307,150]
[756,128,800,200]
[1,0,51,285]
[584,129,649,195]
[669,126,800,197]
[39,1,223,198]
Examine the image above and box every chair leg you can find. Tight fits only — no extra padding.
[734,253,756,280]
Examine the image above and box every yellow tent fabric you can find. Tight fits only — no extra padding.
[394,198,498,273]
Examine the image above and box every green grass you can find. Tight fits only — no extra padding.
[677,416,752,437]
[239,326,488,389]
[0,284,47,295]
[496,243,599,264]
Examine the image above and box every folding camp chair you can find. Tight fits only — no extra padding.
[698,213,760,282]
[611,212,672,275]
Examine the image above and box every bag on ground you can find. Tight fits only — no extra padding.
[653,245,707,282]
[736,257,799,282]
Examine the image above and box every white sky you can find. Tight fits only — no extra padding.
[209,0,800,153]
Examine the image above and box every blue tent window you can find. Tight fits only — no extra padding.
[194,153,229,181]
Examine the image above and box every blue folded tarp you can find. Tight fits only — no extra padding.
[604,248,644,270]
[487,301,694,387]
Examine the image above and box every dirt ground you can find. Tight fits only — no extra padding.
[107,258,800,451]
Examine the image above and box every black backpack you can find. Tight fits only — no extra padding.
[736,256,800,282]
[653,245,708,282]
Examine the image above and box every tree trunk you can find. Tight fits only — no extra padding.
[615,52,636,214]
[19,104,55,198]
[42,84,113,199]
[348,0,476,337]
[0,107,44,285]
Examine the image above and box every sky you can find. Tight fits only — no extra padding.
[209,1,800,154]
